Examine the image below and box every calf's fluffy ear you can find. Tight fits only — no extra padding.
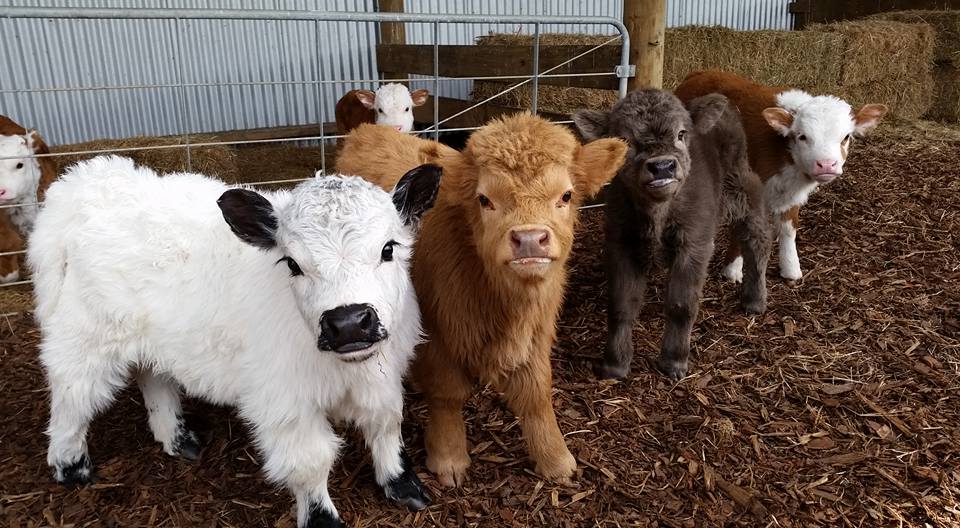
[689,93,729,134]
[217,189,278,249]
[853,103,887,136]
[762,107,793,136]
[392,164,442,227]
[355,90,376,110]
[573,138,628,199]
[572,109,610,140]
[410,89,430,107]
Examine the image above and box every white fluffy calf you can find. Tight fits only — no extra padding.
[28,156,441,528]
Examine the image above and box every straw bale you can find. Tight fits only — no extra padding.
[869,10,960,66]
[473,21,935,119]
[51,134,238,180]
[810,20,935,119]
[928,62,960,122]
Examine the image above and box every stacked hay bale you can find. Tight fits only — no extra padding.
[808,20,935,121]
[472,21,935,120]
[51,134,239,181]
[869,10,960,122]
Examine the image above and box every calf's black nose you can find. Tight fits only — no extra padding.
[318,303,384,353]
[646,159,677,179]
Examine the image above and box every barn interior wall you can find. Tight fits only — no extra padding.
[0,0,792,144]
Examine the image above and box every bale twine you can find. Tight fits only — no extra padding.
[472,21,935,119]
[51,134,238,180]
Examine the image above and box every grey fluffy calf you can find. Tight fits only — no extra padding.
[574,90,770,380]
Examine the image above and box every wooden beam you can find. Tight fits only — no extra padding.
[377,44,621,90]
[377,0,407,82]
[412,96,569,130]
[624,0,666,90]
[207,123,337,144]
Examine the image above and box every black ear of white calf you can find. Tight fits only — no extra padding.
[217,188,278,249]
[572,109,610,140]
[688,93,730,134]
[392,163,442,227]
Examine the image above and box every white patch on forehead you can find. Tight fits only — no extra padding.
[375,84,412,110]
[0,134,31,155]
[777,90,855,136]
[278,175,407,270]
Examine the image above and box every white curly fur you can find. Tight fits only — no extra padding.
[28,156,424,527]
[369,83,419,132]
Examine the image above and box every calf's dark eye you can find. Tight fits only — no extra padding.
[561,190,573,203]
[677,130,686,141]
[381,240,397,262]
[15,162,23,169]
[798,134,807,141]
[404,107,410,112]
[378,108,384,114]
[478,194,491,208]
[277,256,302,277]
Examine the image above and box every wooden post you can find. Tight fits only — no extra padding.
[378,0,407,83]
[623,0,666,90]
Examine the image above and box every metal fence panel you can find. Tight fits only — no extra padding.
[1,0,791,144]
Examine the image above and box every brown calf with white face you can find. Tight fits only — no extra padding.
[674,70,887,282]
[575,90,770,380]
[0,115,57,283]
[336,113,626,486]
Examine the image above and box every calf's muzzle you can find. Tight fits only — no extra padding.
[318,303,386,353]
[510,227,551,262]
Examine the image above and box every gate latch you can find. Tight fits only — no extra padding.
[615,65,636,78]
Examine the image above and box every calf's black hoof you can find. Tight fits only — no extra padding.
[305,506,343,528]
[593,360,630,380]
[174,425,202,461]
[385,451,431,511]
[55,454,94,487]
[654,356,688,380]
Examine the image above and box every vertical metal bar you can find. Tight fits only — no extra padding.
[531,21,540,114]
[316,19,327,176]
[173,18,192,171]
[432,20,439,141]
[618,24,630,99]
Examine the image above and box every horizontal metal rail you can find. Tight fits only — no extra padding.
[0,72,617,96]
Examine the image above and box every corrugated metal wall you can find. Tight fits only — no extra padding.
[0,0,792,145]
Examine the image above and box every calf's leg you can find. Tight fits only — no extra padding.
[734,209,771,315]
[0,216,23,283]
[721,229,744,283]
[253,415,342,528]
[778,207,802,281]
[414,345,473,487]
[598,240,649,379]
[656,245,712,380]
[498,352,576,482]
[137,368,200,460]
[43,343,128,485]
[356,412,430,511]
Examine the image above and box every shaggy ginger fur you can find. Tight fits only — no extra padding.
[336,114,626,486]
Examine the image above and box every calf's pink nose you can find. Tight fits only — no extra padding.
[510,229,550,258]
[0,189,6,197]
[816,159,838,172]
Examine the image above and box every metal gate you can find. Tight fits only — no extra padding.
[0,6,632,315]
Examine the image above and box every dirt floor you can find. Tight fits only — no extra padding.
[1,120,958,527]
